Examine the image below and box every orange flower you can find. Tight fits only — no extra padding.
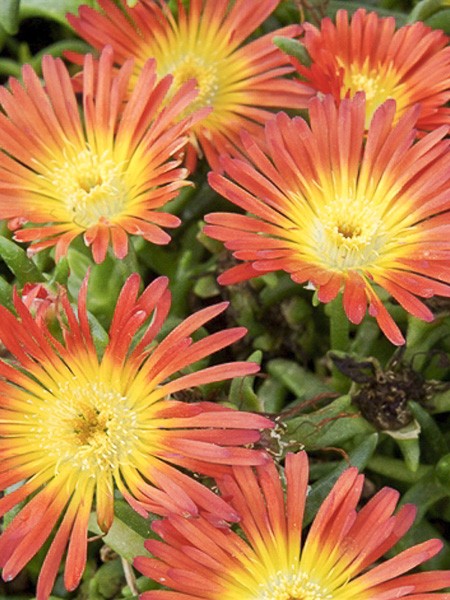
[0,46,206,263]
[293,8,450,130]
[135,451,450,599]
[0,274,271,599]
[67,0,310,170]
[204,94,450,345]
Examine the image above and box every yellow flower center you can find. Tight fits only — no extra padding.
[341,60,405,126]
[256,570,332,600]
[48,147,128,228]
[169,52,219,112]
[36,378,138,476]
[311,195,387,270]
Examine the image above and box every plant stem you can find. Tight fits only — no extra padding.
[121,557,139,597]
[327,295,350,352]
[326,296,351,392]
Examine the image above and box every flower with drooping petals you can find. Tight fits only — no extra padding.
[293,8,450,130]
[0,273,272,599]
[135,451,450,599]
[67,0,311,170]
[0,46,207,264]
[204,94,450,345]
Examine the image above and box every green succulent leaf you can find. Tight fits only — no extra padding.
[409,401,449,462]
[88,506,152,564]
[20,0,94,25]
[0,0,20,35]
[0,236,45,285]
[407,0,450,22]
[0,275,13,311]
[395,437,421,473]
[284,394,375,451]
[229,351,263,411]
[267,359,332,401]
[400,471,450,521]
[273,36,312,65]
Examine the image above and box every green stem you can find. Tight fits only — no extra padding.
[327,295,350,352]
[121,557,138,597]
[123,238,141,276]
[325,296,351,392]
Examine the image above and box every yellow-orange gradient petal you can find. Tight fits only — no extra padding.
[135,452,450,599]
[0,46,207,263]
[293,8,450,130]
[0,274,272,599]
[204,94,450,345]
[67,0,312,170]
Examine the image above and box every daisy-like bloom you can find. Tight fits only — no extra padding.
[293,8,450,130]
[0,46,207,264]
[67,0,311,170]
[0,273,273,599]
[204,94,450,345]
[135,451,450,599]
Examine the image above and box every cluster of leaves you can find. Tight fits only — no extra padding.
[1,0,450,598]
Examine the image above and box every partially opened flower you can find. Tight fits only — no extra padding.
[0,274,272,599]
[293,8,450,130]
[20,282,61,325]
[204,94,450,345]
[0,46,206,263]
[135,451,450,598]
[67,0,311,170]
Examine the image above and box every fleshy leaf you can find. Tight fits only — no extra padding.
[229,351,263,411]
[273,36,312,66]
[0,236,45,285]
[20,0,94,25]
[88,505,151,564]
[408,0,450,22]
[0,0,19,35]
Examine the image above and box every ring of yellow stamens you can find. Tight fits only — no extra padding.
[34,378,138,476]
[46,147,128,228]
[165,53,219,114]
[309,196,387,270]
[341,59,409,125]
[256,569,332,600]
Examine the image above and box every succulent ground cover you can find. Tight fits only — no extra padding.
[1,1,450,599]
